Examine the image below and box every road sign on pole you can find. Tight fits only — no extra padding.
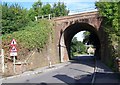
[10,39,17,74]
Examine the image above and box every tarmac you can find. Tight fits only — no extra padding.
[0,60,120,84]
[0,62,71,81]
[94,60,120,84]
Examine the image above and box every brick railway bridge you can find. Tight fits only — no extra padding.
[1,11,110,74]
[1,11,119,75]
[53,11,109,63]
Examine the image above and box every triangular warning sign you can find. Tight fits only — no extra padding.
[10,46,17,52]
[10,39,17,46]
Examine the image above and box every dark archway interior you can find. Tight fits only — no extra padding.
[63,23,101,60]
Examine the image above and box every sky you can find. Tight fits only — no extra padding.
[1,0,98,14]
[1,0,98,41]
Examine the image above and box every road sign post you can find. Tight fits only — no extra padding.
[10,39,17,74]
[13,56,16,73]
[1,49,5,73]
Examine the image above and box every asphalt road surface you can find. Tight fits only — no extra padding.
[2,56,120,85]
[2,56,95,84]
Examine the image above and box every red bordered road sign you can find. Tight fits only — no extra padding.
[10,39,17,46]
[10,46,17,52]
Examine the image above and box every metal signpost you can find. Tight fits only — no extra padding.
[10,39,17,73]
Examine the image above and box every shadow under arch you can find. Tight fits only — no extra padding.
[60,22,101,61]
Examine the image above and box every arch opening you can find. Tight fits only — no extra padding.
[59,23,101,62]
[70,31,96,59]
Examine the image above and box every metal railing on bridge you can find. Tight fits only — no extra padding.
[34,9,98,21]
[35,14,54,21]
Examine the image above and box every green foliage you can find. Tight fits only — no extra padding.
[71,37,78,52]
[96,1,120,57]
[52,2,69,17]
[95,1,120,70]
[32,0,42,16]
[95,1,119,32]
[2,3,30,34]
[1,0,69,61]
[0,5,1,33]
[41,3,52,15]
[83,31,98,47]
[31,1,69,17]
[83,31,90,44]
[70,37,86,57]
[2,19,54,57]
[28,8,36,21]
[2,1,69,34]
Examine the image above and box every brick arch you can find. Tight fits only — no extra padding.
[53,11,103,62]
[59,22,101,62]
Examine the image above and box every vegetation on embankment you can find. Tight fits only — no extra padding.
[96,1,120,58]
[1,1,70,73]
[1,0,68,75]
[95,1,120,71]
[2,19,54,60]
[1,0,69,61]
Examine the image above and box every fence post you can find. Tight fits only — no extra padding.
[42,15,44,19]
[48,14,51,20]
[1,49,4,73]
[35,16,38,21]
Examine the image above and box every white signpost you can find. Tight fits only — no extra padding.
[1,49,4,73]
[10,39,17,73]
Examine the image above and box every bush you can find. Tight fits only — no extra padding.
[2,19,54,59]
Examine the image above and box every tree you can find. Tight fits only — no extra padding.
[83,31,90,44]
[2,3,29,34]
[30,1,69,20]
[28,8,36,21]
[71,37,86,57]
[52,2,69,17]
[83,31,95,45]
[0,5,2,35]
[32,0,42,16]
[41,3,52,15]
[96,1,119,32]
[71,37,78,53]
[77,41,86,54]
[95,1,120,58]
[1,1,69,34]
